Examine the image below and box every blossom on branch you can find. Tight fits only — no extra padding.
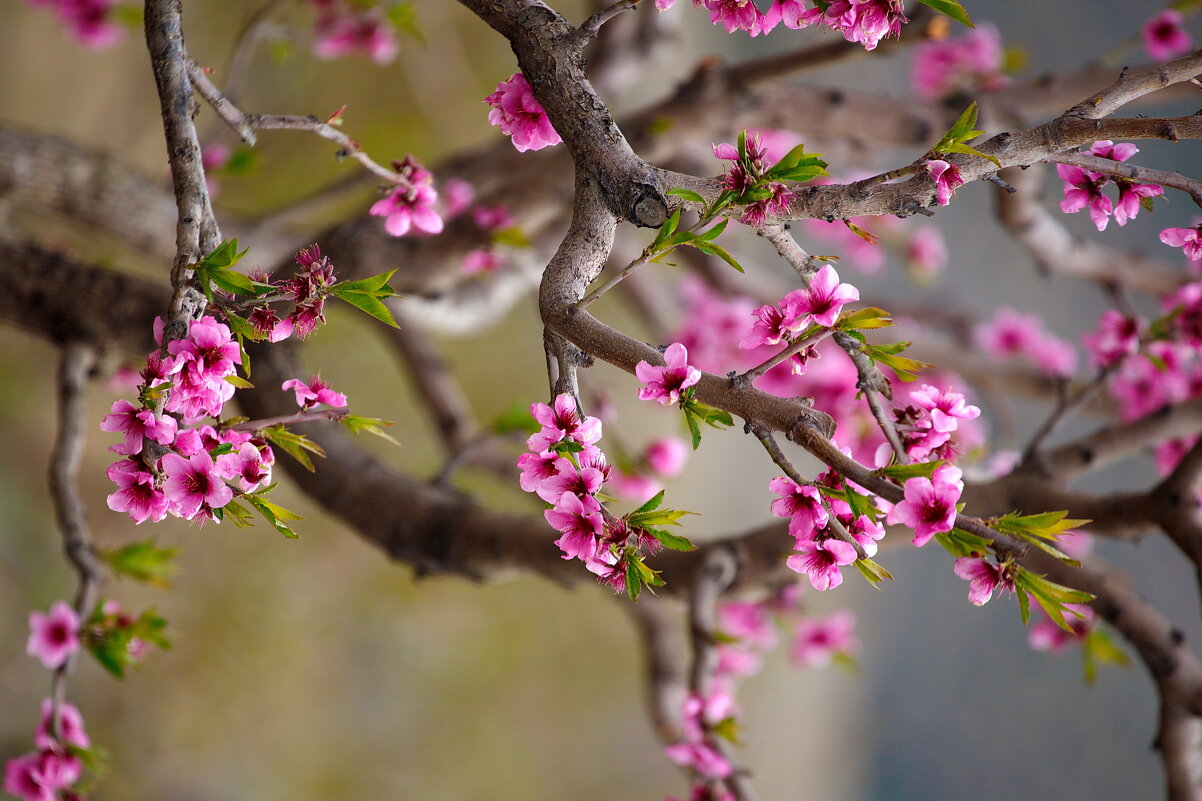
[26,601,80,670]
[953,557,1013,606]
[484,73,562,153]
[369,155,444,238]
[786,538,858,591]
[282,375,348,409]
[890,464,963,546]
[1143,10,1192,62]
[791,610,858,668]
[926,159,964,206]
[636,343,701,405]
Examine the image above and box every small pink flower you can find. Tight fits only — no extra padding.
[441,178,475,218]
[739,182,793,227]
[786,538,858,590]
[1143,10,1192,62]
[535,457,606,504]
[911,23,1006,101]
[717,601,776,651]
[461,248,505,275]
[761,0,808,33]
[791,610,857,668]
[528,393,602,451]
[645,437,688,478]
[312,1,398,64]
[1161,225,1202,262]
[161,451,234,520]
[281,375,348,409]
[31,0,125,50]
[768,476,829,541]
[517,450,560,492]
[1083,309,1143,368]
[740,292,808,350]
[926,160,964,206]
[4,749,81,801]
[698,0,763,35]
[636,343,702,405]
[909,385,980,435]
[35,699,90,750]
[953,557,1013,605]
[27,602,79,670]
[99,400,178,455]
[890,464,963,547]
[545,492,604,561]
[370,155,444,237]
[905,226,947,282]
[608,470,662,504]
[216,442,273,493]
[800,0,907,50]
[1057,163,1113,231]
[797,264,859,328]
[485,73,562,153]
[105,458,169,524]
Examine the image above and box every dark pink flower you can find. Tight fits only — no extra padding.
[27,602,79,670]
[485,73,562,153]
[535,457,606,504]
[761,0,808,33]
[461,249,505,275]
[664,742,732,779]
[1057,163,1113,231]
[161,451,234,520]
[105,458,169,524]
[440,178,475,218]
[281,375,348,409]
[636,343,702,405]
[30,0,124,50]
[216,442,272,493]
[890,464,963,546]
[370,155,444,237]
[905,226,948,282]
[740,291,808,350]
[544,492,603,561]
[1143,10,1192,62]
[717,601,776,651]
[1083,309,1143,368]
[786,538,858,590]
[926,159,964,206]
[99,399,178,455]
[799,0,907,50]
[739,181,793,227]
[791,610,857,668]
[35,699,90,750]
[699,0,763,35]
[797,264,859,328]
[517,450,560,492]
[1161,225,1202,263]
[4,749,81,801]
[953,557,1013,605]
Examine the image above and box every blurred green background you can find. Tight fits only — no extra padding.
[1,2,1199,800]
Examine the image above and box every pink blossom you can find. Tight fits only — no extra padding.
[4,749,81,801]
[441,178,475,218]
[911,23,1006,100]
[740,291,808,350]
[797,264,860,328]
[485,73,562,153]
[105,458,169,524]
[739,181,793,226]
[535,457,606,505]
[471,205,513,231]
[370,155,444,237]
[761,0,808,33]
[891,464,963,546]
[975,307,1077,378]
[528,393,602,452]
[791,610,857,668]
[1028,603,1094,652]
[768,476,829,540]
[1083,309,1143,368]
[680,689,736,741]
[281,375,348,409]
[1057,163,1113,231]
[165,315,240,422]
[717,601,777,651]
[161,451,234,520]
[645,437,689,478]
[1109,345,1190,421]
[608,470,662,504]
[905,226,947,282]
[216,442,272,493]
[517,450,560,492]
[1160,225,1202,262]
[787,538,858,590]
[35,699,90,750]
[698,0,763,35]
[636,342,702,405]
[29,0,124,49]
[800,0,908,51]
[99,399,178,455]
[545,492,603,561]
[655,0,677,10]
[848,514,885,557]
[27,602,79,670]
[312,1,398,64]
[461,249,505,275]
[1143,10,1192,62]
[953,557,1013,605]
[664,742,732,779]
[1113,180,1163,226]
[926,159,964,206]
[910,384,981,435]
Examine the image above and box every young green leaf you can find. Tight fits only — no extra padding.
[342,414,400,446]
[666,187,707,205]
[263,425,326,472]
[915,0,974,27]
[331,290,400,328]
[100,540,179,587]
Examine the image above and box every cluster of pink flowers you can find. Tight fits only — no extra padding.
[484,73,562,153]
[888,463,964,546]
[770,471,884,590]
[8,603,90,801]
[911,23,1007,101]
[1143,10,1192,62]
[1057,141,1164,231]
[740,265,859,376]
[310,0,399,64]
[370,155,444,238]
[664,689,735,778]
[974,306,1078,378]
[25,0,123,49]
[712,135,794,225]
[636,343,702,405]
[658,0,907,49]
[246,244,340,341]
[886,384,981,464]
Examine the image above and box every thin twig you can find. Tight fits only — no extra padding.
[736,328,832,386]
[226,406,349,432]
[833,331,906,463]
[580,0,642,39]
[1021,369,1113,466]
[1047,151,1202,207]
[758,223,823,284]
[47,344,103,737]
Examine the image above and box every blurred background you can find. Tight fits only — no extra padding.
[1,1,1201,799]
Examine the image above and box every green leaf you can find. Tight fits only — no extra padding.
[492,227,532,248]
[263,425,326,472]
[877,460,944,481]
[666,187,706,205]
[201,265,257,297]
[626,560,642,602]
[710,716,742,745]
[100,540,179,587]
[863,342,934,382]
[934,527,992,558]
[331,290,400,328]
[915,0,973,27]
[686,407,702,450]
[1016,585,1031,625]
[333,269,397,294]
[245,494,303,539]
[854,557,894,588]
[697,219,727,243]
[221,145,259,176]
[220,498,257,528]
[224,375,255,389]
[386,1,425,42]
[629,507,697,529]
[644,526,697,551]
[838,306,894,331]
[199,238,244,270]
[631,490,666,518]
[342,414,400,446]
[845,222,878,244]
[737,129,747,161]
[940,141,1002,168]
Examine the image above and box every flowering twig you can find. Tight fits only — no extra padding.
[185,59,410,187]
[833,331,907,464]
[1047,151,1202,207]
[225,405,350,432]
[47,344,103,734]
[737,327,833,385]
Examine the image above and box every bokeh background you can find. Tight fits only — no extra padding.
[2,1,1201,799]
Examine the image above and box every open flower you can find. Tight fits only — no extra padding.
[953,557,1013,605]
[636,343,701,405]
[927,159,964,206]
[797,264,860,328]
[1143,10,1192,62]
[485,73,561,153]
[891,464,963,546]
[786,538,858,591]
[27,602,79,670]
[370,155,443,237]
